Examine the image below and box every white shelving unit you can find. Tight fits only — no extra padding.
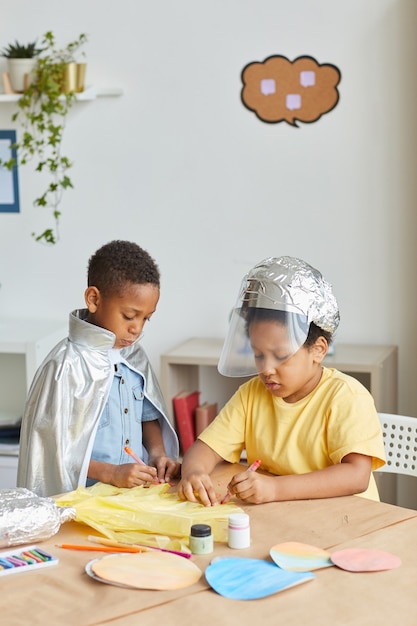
[0,317,67,397]
[0,318,67,489]
[160,338,398,423]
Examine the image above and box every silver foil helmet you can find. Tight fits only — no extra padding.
[218,256,340,377]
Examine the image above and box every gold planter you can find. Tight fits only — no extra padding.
[76,63,86,92]
[61,62,87,94]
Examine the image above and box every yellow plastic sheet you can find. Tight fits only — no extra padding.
[55,482,244,545]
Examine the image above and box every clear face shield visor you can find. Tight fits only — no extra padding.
[218,279,310,377]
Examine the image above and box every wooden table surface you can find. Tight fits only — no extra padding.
[2,463,417,626]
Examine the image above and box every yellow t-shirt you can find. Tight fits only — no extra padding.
[198,367,386,501]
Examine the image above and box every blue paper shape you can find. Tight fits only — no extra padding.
[205,557,315,600]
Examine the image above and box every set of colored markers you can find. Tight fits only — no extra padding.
[0,544,58,576]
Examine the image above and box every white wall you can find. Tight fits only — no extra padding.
[0,3,416,430]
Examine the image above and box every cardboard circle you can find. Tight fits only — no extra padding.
[205,557,314,600]
[90,551,202,590]
[270,541,333,571]
[330,548,401,572]
[86,559,134,588]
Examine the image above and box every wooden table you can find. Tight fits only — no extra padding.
[2,464,417,626]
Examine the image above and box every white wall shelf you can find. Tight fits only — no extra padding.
[0,85,123,103]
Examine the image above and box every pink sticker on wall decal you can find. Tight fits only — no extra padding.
[286,94,302,111]
[300,71,315,87]
[261,78,276,95]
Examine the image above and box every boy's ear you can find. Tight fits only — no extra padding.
[312,336,328,363]
[85,286,100,312]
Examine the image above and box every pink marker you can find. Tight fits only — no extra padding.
[248,459,261,473]
[220,459,262,504]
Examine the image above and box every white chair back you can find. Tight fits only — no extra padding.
[377,413,417,478]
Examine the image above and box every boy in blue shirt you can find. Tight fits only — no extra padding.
[18,240,179,496]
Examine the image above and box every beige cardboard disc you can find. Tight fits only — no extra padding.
[91,551,202,590]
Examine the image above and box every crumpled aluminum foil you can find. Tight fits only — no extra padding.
[0,488,76,548]
[243,256,340,333]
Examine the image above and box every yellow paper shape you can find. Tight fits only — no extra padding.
[55,482,244,543]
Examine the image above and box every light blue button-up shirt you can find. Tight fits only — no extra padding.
[88,353,161,484]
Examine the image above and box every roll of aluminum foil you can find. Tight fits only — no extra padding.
[0,488,75,548]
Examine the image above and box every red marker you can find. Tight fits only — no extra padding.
[220,459,262,504]
[247,459,261,473]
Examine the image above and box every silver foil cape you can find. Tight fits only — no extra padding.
[243,256,340,333]
[0,488,75,548]
[17,309,179,497]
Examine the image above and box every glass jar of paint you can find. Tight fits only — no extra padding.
[189,524,213,554]
[228,513,251,549]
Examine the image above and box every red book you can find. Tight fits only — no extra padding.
[195,402,218,437]
[172,391,200,454]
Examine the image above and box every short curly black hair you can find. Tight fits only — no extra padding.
[87,240,160,296]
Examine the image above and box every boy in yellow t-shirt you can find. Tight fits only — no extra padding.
[178,256,386,506]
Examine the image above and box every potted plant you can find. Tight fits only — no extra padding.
[1,39,44,93]
[0,31,87,244]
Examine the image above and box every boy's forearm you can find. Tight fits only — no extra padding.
[181,440,222,477]
[177,440,223,505]
[142,420,167,457]
[88,459,115,484]
[268,455,372,502]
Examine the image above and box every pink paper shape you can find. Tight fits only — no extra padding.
[330,548,402,572]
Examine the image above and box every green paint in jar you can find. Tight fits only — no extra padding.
[189,524,213,554]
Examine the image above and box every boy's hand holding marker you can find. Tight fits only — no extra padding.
[124,446,180,485]
[124,446,161,485]
[178,449,263,507]
[220,459,262,504]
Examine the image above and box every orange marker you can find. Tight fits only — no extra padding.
[124,445,161,484]
[220,459,262,504]
[87,535,192,559]
[57,544,143,553]
[124,445,146,465]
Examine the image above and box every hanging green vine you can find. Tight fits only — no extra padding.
[0,31,87,244]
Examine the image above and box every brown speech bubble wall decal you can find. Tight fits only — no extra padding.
[241,55,341,127]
